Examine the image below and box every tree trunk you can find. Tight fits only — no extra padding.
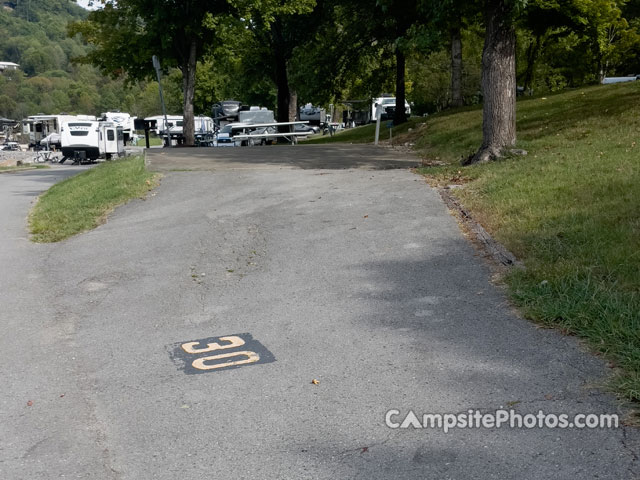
[522,35,541,95]
[181,39,197,146]
[597,56,606,84]
[274,39,290,125]
[394,47,407,125]
[288,89,298,122]
[465,0,516,165]
[450,25,463,108]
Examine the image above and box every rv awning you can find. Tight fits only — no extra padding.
[40,133,61,144]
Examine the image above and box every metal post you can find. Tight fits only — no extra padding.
[374,104,382,146]
[152,55,169,147]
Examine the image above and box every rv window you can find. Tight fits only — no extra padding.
[70,131,89,136]
[107,130,115,141]
[35,124,42,132]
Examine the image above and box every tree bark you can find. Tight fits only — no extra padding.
[181,38,197,146]
[288,89,298,122]
[394,47,407,125]
[450,25,463,108]
[275,53,290,124]
[465,0,516,165]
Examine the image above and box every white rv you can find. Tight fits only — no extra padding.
[22,114,97,148]
[143,115,183,136]
[60,121,125,162]
[100,112,136,144]
[144,115,215,144]
[371,96,411,122]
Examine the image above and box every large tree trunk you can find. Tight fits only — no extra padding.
[288,89,298,122]
[465,0,516,165]
[394,47,407,125]
[275,55,290,124]
[450,25,463,108]
[181,39,197,146]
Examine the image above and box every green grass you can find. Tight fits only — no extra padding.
[302,117,428,144]
[29,156,157,242]
[146,136,163,146]
[0,164,49,172]
[411,82,640,403]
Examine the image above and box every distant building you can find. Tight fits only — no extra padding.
[0,62,20,73]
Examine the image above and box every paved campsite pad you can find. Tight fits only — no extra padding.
[1,153,639,479]
[146,144,420,171]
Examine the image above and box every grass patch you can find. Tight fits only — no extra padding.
[410,82,640,403]
[29,155,157,242]
[302,117,429,145]
[0,164,49,173]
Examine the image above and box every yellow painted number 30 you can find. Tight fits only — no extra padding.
[181,336,260,371]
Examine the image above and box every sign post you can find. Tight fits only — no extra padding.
[152,55,169,147]
[374,103,382,146]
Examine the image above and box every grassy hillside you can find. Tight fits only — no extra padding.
[313,82,640,403]
[420,83,640,403]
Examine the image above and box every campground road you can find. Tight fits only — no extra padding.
[1,147,638,479]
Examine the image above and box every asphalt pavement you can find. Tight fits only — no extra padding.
[1,149,638,479]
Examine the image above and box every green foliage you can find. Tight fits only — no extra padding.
[518,0,640,92]
[0,1,170,119]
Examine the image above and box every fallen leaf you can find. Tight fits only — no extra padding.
[544,394,553,400]
[363,215,368,219]
[27,400,33,406]
[311,379,319,385]
[361,447,369,453]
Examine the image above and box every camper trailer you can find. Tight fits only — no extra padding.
[22,114,97,148]
[215,107,278,147]
[100,112,136,144]
[371,96,411,122]
[143,115,184,136]
[60,121,125,162]
[299,104,326,126]
[143,115,215,145]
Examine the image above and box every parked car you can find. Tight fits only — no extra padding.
[294,124,319,135]
[0,142,20,151]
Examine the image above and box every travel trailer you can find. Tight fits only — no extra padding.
[215,107,277,147]
[60,120,125,162]
[371,96,411,121]
[22,114,97,148]
[100,111,136,144]
[299,104,326,126]
[143,114,215,144]
[143,115,183,136]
